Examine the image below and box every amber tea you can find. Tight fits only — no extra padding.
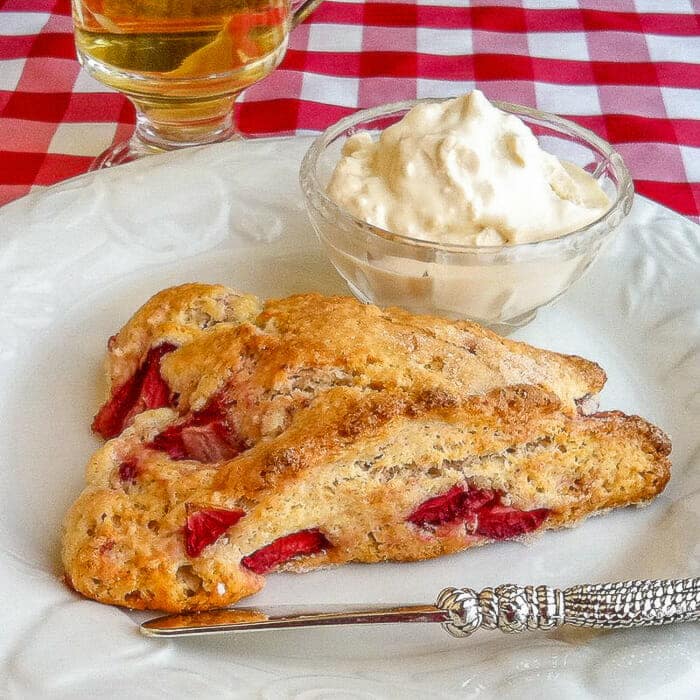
[73,0,289,99]
[70,0,320,164]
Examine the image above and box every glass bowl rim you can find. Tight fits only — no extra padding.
[299,97,633,255]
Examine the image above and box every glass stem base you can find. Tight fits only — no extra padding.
[90,94,242,170]
[133,94,238,149]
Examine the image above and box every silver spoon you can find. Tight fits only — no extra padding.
[141,577,699,638]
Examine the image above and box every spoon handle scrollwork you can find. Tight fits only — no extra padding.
[436,578,700,638]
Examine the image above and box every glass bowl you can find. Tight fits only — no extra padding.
[299,98,634,334]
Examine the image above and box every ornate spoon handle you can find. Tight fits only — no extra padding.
[436,578,700,638]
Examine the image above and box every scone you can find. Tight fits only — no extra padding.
[62,284,671,612]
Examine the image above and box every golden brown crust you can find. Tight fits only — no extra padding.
[382,304,607,399]
[155,292,606,439]
[62,286,670,613]
[103,283,261,392]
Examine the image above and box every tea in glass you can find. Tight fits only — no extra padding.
[71,0,320,163]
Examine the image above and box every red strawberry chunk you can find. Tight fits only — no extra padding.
[92,343,176,439]
[407,485,496,527]
[117,460,140,483]
[475,505,550,540]
[408,484,550,541]
[148,398,244,463]
[149,425,189,460]
[241,529,330,575]
[179,422,235,462]
[185,506,246,557]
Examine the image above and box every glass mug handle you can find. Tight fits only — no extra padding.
[291,0,324,28]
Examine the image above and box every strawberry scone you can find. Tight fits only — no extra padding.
[62,285,671,612]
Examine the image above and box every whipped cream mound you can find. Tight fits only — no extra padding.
[327,90,610,246]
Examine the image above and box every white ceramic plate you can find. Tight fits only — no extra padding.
[0,138,698,699]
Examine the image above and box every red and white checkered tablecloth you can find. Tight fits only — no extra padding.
[1,0,698,220]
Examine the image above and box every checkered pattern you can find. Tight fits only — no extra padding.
[1,0,698,220]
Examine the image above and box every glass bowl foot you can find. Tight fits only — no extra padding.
[89,138,159,170]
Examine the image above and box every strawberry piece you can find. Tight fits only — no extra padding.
[407,485,496,527]
[241,529,330,575]
[92,343,176,439]
[476,505,550,540]
[179,421,236,462]
[149,423,190,460]
[117,460,139,483]
[185,506,246,557]
[408,484,550,540]
[148,398,244,463]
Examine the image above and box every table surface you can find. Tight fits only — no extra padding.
[1,0,698,221]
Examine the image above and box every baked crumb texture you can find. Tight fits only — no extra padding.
[62,284,671,612]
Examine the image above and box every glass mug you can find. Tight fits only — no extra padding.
[71,0,323,166]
